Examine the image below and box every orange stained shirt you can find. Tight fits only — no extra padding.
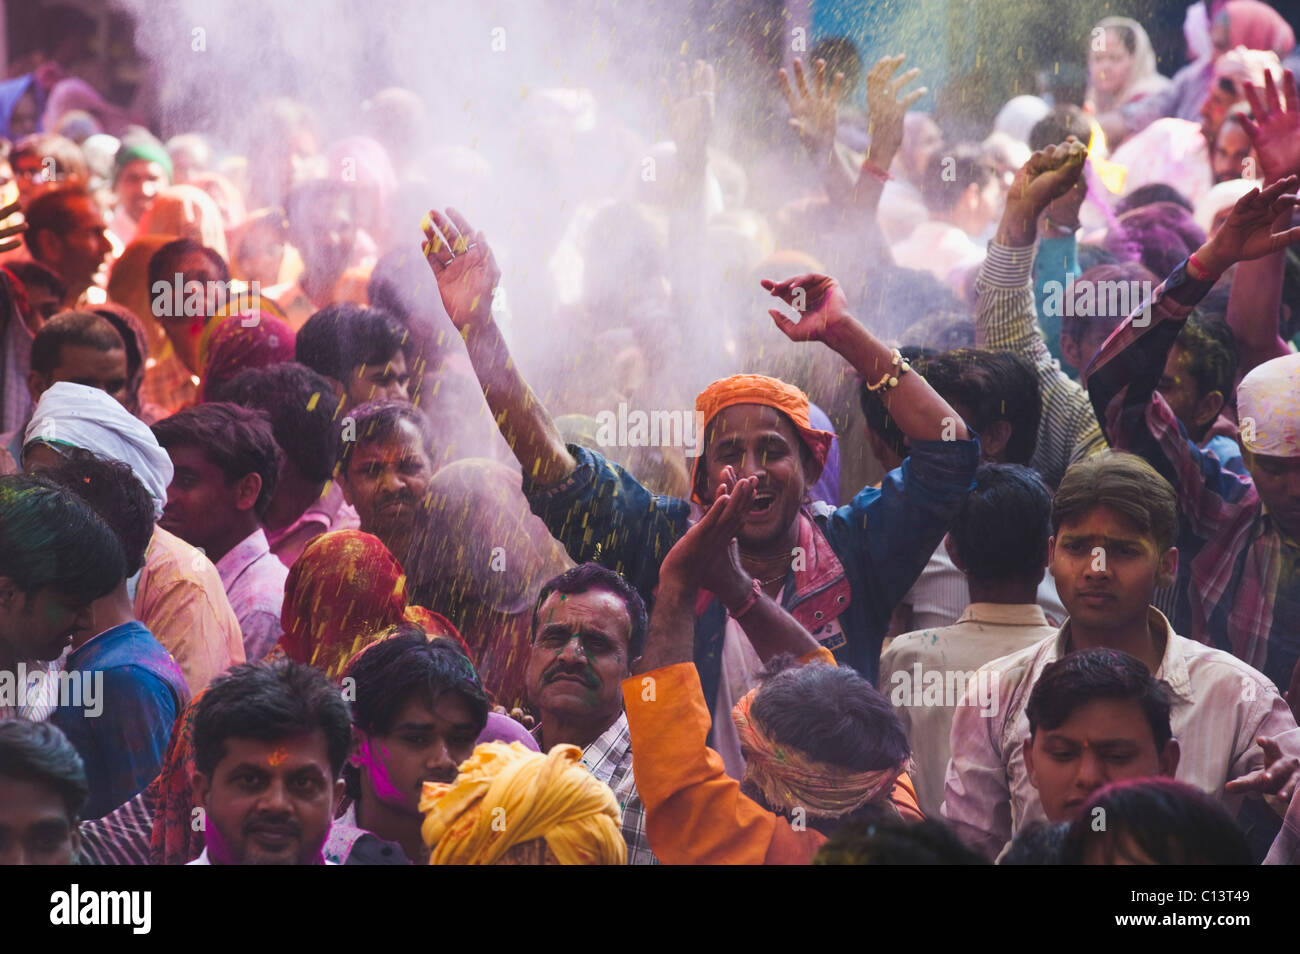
[135,526,247,694]
[623,648,921,865]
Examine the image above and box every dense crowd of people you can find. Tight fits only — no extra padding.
[2,0,1300,867]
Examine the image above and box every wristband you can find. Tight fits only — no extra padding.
[1187,252,1222,282]
[860,158,893,183]
[726,578,763,619]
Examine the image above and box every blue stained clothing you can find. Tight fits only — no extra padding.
[52,621,189,819]
[523,437,980,712]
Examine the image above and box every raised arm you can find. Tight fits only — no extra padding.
[762,273,968,443]
[421,208,576,487]
[779,57,858,206]
[1229,70,1300,375]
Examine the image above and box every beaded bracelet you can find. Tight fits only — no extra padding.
[864,348,911,393]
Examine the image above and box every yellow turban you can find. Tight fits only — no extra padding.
[419,742,626,865]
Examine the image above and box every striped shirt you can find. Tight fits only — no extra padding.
[77,791,154,865]
[941,608,1299,860]
[975,241,1108,488]
[1086,258,1300,687]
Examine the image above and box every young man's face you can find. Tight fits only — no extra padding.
[1157,343,1221,438]
[702,405,811,550]
[0,775,80,865]
[1024,697,1179,822]
[192,730,343,865]
[346,350,410,409]
[354,693,479,818]
[1212,122,1253,183]
[341,419,434,552]
[1244,451,1300,542]
[116,159,168,223]
[40,197,113,297]
[28,343,129,407]
[159,444,257,556]
[525,589,635,735]
[1049,505,1176,633]
[0,581,96,663]
[159,250,228,373]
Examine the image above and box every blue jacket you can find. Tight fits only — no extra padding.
[524,437,980,715]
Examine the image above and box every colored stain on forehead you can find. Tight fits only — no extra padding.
[268,746,288,766]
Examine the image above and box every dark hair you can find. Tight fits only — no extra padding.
[211,363,340,483]
[193,659,353,779]
[0,720,89,822]
[1000,821,1068,865]
[920,146,997,215]
[1104,203,1206,282]
[751,658,910,775]
[30,311,126,378]
[531,563,648,661]
[1052,452,1179,554]
[5,259,67,302]
[38,448,156,576]
[1116,184,1194,216]
[897,311,976,353]
[950,463,1051,582]
[0,475,127,602]
[813,817,988,865]
[1027,648,1175,750]
[338,399,434,472]
[295,303,410,384]
[1059,778,1250,864]
[1028,106,1091,152]
[1076,242,1120,272]
[347,627,488,736]
[1059,262,1159,346]
[913,349,1041,464]
[146,238,231,304]
[1175,312,1238,402]
[152,403,283,518]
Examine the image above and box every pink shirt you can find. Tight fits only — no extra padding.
[215,527,289,662]
[267,481,361,569]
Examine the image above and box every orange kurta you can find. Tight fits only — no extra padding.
[623,650,921,865]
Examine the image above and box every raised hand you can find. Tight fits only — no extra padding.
[863,54,925,172]
[658,472,757,600]
[421,207,500,331]
[761,273,854,347]
[1197,174,1300,274]
[1241,69,1300,185]
[0,201,26,255]
[997,138,1088,246]
[1224,736,1300,800]
[666,59,715,171]
[779,57,844,159]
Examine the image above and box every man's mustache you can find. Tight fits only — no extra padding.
[543,664,597,688]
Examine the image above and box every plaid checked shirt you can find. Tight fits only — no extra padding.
[976,241,1109,488]
[1086,258,1300,688]
[578,712,657,865]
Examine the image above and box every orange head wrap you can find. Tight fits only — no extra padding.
[691,374,835,504]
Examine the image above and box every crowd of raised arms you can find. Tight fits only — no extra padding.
[2,0,1300,869]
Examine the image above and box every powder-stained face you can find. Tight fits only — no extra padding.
[525,589,633,732]
[1245,452,1300,542]
[355,693,479,817]
[1088,29,1134,97]
[0,776,79,865]
[702,405,811,551]
[159,444,253,557]
[341,419,434,555]
[347,350,410,409]
[192,730,342,866]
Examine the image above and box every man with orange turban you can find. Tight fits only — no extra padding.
[419,742,626,865]
[421,208,978,775]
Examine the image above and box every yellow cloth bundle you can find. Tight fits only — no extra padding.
[419,742,626,865]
